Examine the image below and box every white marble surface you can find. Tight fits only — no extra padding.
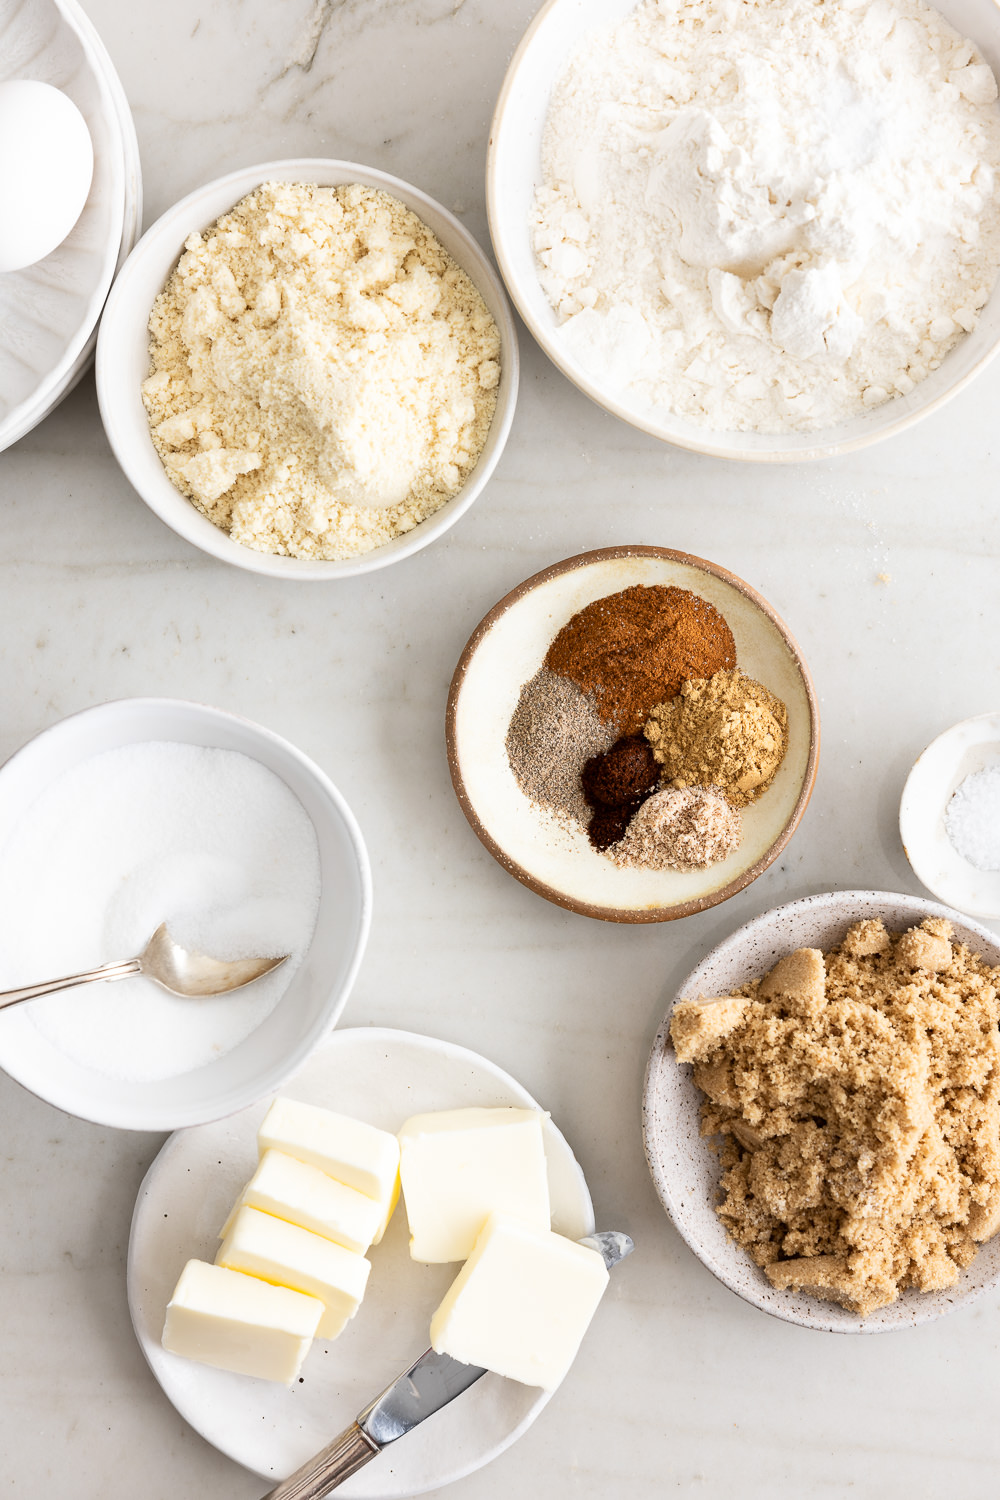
[2,2,1000,1496]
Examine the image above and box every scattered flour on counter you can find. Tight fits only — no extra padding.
[533,0,1000,432]
[0,743,321,1082]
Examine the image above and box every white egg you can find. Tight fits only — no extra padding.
[0,80,94,274]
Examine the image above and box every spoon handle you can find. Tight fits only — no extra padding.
[0,958,142,1010]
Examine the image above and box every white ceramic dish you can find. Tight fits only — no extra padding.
[0,699,371,1130]
[487,0,1000,462]
[128,1027,596,1496]
[447,546,818,923]
[900,712,1000,918]
[96,158,519,579]
[0,0,127,452]
[643,889,1000,1332]
[1,0,143,449]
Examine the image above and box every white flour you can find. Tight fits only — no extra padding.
[533,0,1000,432]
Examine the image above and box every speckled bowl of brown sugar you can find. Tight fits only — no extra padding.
[445,546,819,923]
[643,890,1000,1333]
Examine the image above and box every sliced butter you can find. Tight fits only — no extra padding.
[217,1205,371,1340]
[398,1106,551,1263]
[231,1149,383,1255]
[429,1215,609,1391]
[162,1259,322,1384]
[258,1097,401,1222]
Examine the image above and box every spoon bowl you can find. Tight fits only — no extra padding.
[0,922,288,1011]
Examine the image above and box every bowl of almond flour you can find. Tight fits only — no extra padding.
[488,0,1000,460]
[446,547,819,922]
[96,159,518,577]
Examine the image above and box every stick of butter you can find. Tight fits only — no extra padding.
[258,1097,400,1202]
[229,1149,384,1255]
[162,1259,323,1384]
[429,1215,609,1391]
[217,1205,371,1340]
[398,1107,551,1263]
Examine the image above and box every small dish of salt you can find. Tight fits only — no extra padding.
[900,712,1000,918]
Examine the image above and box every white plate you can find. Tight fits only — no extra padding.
[127,1027,595,1496]
[900,712,1000,918]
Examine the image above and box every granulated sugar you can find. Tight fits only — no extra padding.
[506,668,617,824]
[0,742,321,1081]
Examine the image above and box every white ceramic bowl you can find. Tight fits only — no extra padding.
[900,712,1000,918]
[0,699,372,1130]
[0,0,129,452]
[96,159,519,579]
[643,890,1000,1332]
[487,0,1000,462]
[447,546,818,923]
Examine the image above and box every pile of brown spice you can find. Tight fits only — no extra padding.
[544,585,736,735]
[504,579,790,872]
[670,917,1000,1316]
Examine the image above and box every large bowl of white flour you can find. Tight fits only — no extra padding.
[488,0,1000,459]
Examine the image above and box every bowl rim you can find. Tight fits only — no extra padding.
[485,0,1000,463]
[0,0,127,450]
[445,544,820,923]
[0,696,373,1131]
[642,887,1000,1332]
[96,156,519,580]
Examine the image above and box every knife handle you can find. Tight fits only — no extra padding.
[260,1422,380,1500]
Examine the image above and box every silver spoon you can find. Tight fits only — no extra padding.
[0,923,289,1010]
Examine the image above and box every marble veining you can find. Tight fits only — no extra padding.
[1,0,1000,1496]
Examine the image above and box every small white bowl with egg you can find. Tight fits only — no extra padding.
[0,0,138,451]
[96,159,519,579]
[0,699,371,1131]
[487,0,1000,461]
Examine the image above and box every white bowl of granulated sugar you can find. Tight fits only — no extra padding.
[489,0,1000,460]
[96,160,518,578]
[0,698,371,1129]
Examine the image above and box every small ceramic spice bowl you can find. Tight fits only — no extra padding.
[445,546,819,923]
[900,712,1000,919]
[643,889,1000,1333]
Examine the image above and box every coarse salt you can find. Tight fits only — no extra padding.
[945,764,1000,870]
[0,742,321,1081]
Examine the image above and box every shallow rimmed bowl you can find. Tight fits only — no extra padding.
[0,0,126,451]
[446,546,818,923]
[96,158,518,579]
[643,889,1000,1332]
[901,712,1000,918]
[487,0,1000,461]
[0,699,371,1130]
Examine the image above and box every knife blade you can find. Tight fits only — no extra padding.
[261,1230,634,1500]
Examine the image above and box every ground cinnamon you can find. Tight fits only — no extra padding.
[545,585,736,735]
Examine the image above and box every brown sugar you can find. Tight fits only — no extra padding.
[669,917,1000,1316]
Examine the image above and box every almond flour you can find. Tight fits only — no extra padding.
[142,182,500,560]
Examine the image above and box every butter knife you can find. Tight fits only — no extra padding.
[262,1230,634,1500]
